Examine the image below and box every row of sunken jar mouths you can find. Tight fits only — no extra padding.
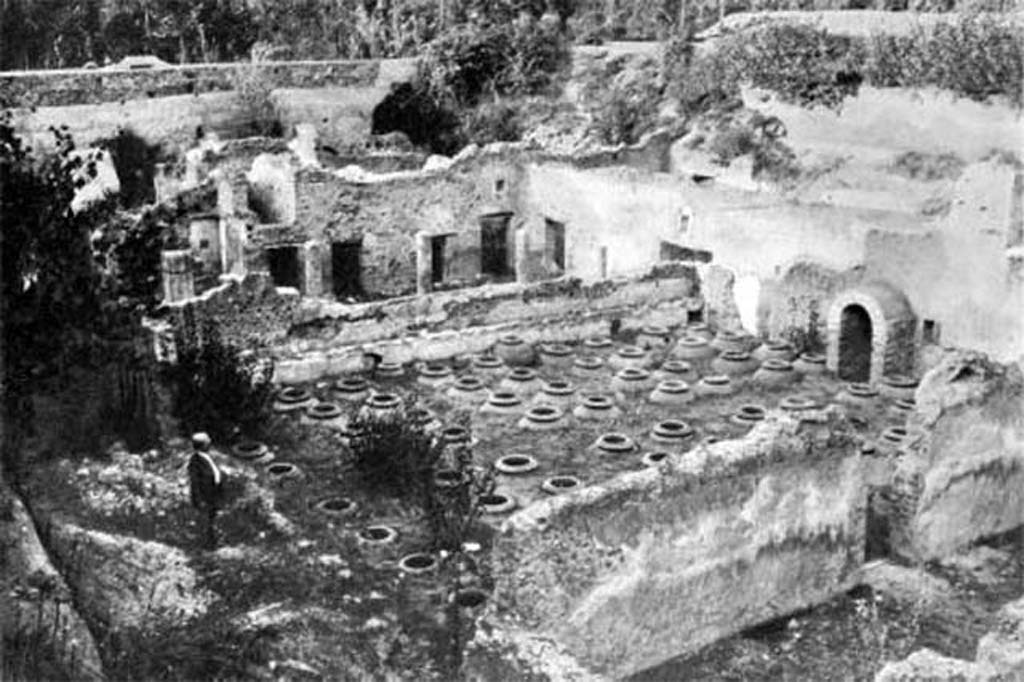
[279,370,913,424]
[278,376,820,423]
[288,345,852,398]
[279,341,918,408]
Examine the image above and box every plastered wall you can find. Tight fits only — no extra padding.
[469,415,865,679]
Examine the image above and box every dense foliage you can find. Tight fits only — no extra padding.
[581,55,665,146]
[6,0,1018,69]
[374,12,570,153]
[347,411,493,551]
[0,114,119,475]
[347,409,445,500]
[93,186,209,309]
[95,128,167,208]
[166,318,276,441]
[670,15,1024,113]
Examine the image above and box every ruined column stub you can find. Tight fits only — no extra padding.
[301,241,323,297]
[415,231,431,295]
[220,216,247,276]
[161,249,195,303]
[514,227,529,283]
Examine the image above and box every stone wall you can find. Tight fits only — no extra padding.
[155,266,699,382]
[467,414,865,679]
[885,351,1024,562]
[876,595,1024,681]
[163,273,303,350]
[677,162,1023,364]
[288,155,525,297]
[243,145,681,300]
[6,59,418,152]
[0,60,382,108]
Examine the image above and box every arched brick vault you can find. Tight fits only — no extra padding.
[826,281,917,384]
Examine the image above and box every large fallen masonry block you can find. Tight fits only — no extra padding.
[885,351,1024,562]
[876,594,1024,681]
[464,413,866,679]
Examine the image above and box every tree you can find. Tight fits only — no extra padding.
[0,114,115,477]
[166,317,275,441]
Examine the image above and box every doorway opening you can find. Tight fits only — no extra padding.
[545,219,566,273]
[838,304,873,382]
[479,212,512,278]
[267,246,301,289]
[430,235,448,285]
[332,240,363,299]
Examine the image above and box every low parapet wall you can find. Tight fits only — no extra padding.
[466,414,865,679]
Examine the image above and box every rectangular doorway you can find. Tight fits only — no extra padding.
[267,246,300,289]
[332,240,363,299]
[480,214,511,277]
[545,219,565,272]
[430,235,447,284]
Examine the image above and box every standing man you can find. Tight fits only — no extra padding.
[188,432,224,549]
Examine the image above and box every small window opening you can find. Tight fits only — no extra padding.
[199,239,210,249]
[494,178,506,193]
[922,319,939,345]
[678,210,691,234]
[687,308,704,324]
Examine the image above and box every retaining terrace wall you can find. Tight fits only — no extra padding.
[4,59,417,151]
[465,414,865,679]
[157,265,700,382]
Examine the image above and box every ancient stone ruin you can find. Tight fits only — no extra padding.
[2,14,1022,681]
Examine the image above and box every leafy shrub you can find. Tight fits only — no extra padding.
[461,99,524,145]
[674,14,1024,114]
[231,63,284,138]
[421,13,570,107]
[371,81,465,155]
[96,128,165,208]
[583,56,665,146]
[166,318,275,441]
[708,124,758,164]
[347,409,445,500]
[92,184,210,309]
[865,14,1023,107]
[423,439,495,553]
[783,307,825,355]
[347,411,493,551]
[751,138,802,185]
[380,13,567,153]
[889,151,965,181]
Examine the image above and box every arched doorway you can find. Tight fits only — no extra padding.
[838,304,872,381]
[826,282,917,385]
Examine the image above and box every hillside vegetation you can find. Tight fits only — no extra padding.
[672,13,1024,111]
[1,0,1020,70]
